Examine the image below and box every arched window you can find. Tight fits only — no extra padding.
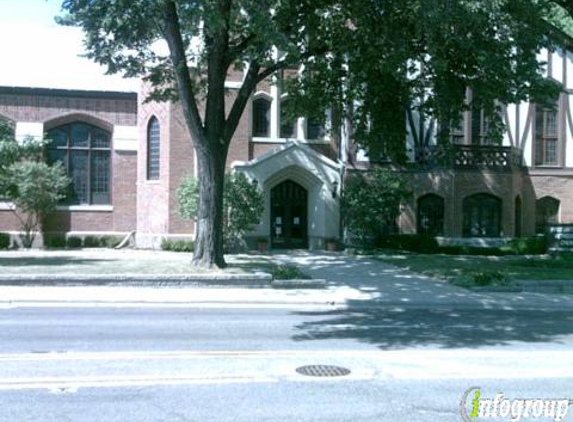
[252,97,271,137]
[417,194,444,236]
[536,196,560,234]
[280,99,297,138]
[47,122,112,205]
[147,117,160,180]
[463,193,502,237]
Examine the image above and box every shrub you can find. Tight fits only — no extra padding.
[471,271,509,286]
[0,232,10,249]
[83,236,101,248]
[502,236,548,255]
[343,168,411,244]
[161,239,195,252]
[66,236,83,249]
[100,235,123,248]
[45,234,66,249]
[376,235,439,253]
[271,264,310,280]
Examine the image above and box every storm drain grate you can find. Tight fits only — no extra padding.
[296,365,351,377]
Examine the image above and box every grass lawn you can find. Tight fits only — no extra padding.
[375,252,573,283]
[0,249,276,275]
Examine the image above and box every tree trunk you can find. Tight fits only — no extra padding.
[192,144,227,268]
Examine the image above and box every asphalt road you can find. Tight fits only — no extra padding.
[1,305,573,421]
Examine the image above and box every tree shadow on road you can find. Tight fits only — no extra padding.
[293,305,573,349]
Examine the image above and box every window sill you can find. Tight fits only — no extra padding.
[56,205,113,212]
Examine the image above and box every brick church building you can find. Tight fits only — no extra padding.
[1,42,573,250]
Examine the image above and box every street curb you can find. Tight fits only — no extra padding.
[0,273,274,288]
[271,279,326,289]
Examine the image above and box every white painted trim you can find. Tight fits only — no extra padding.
[251,137,331,145]
[113,125,138,151]
[15,122,43,142]
[56,205,113,212]
[0,202,15,211]
[225,81,242,90]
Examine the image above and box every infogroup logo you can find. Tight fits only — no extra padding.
[460,387,571,422]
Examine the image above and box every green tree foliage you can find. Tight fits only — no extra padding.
[177,175,199,220]
[0,130,69,248]
[60,0,565,265]
[342,168,411,244]
[223,172,264,247]
[178,172,263,252]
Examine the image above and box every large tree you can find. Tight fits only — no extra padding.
[60,0,563,267]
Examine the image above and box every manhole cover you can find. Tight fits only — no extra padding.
[296,365,351,377]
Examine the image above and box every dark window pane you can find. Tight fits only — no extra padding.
[91,150,110,204]
[147,117,160,180]
[306,118,324,139]
[47,149,67,167]
[280,101,296,138]
[47,121,112,205]
[70,150,89,204]
[92,128,111,148]
[417,194,444,236]
[48,128,67,148]
[253,98,270,137]
[70,123,90,147]
[463,194,501,237]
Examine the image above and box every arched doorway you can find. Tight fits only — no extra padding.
[417,194,444,236]
[271,180,308,248]
[462,193,502,237]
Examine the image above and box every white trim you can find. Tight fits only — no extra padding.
[15,122,43,142]
[113,125,138,151]
[224,81,243,90]
[56,205,113,212]
[0,202,15,211]
[251,137,331,145]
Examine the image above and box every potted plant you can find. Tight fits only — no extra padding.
[257,237,269,252]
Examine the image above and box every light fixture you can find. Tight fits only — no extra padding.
[252,178,259,189]
[332,180,339,198]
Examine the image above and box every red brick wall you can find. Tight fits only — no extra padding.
[0,87,138,236]
[0,87,136,126]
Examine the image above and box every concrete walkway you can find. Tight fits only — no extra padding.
[270,251,573,310]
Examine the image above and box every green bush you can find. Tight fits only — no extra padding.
[271,264,310,280]
[100,235,123,248]
[471,271,509,286]
[66,236,83,249]
[502,236,548,255]
[161,239,195,252]
[376,235,439,253]
[0,232,10,249]
[45,235,66,249]
[83,236,101,248]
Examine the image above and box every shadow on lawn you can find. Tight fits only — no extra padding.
[0,256,112,267]
[281,251,573,349]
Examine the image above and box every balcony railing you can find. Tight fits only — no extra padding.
[414,145,524,170]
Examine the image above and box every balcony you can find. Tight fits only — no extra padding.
[414,144,524,170]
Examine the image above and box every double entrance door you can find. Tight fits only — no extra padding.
[271,180,308,249]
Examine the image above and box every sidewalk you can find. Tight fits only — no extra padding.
[1,249,573,311]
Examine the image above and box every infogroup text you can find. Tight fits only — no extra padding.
[460,387,571,422]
